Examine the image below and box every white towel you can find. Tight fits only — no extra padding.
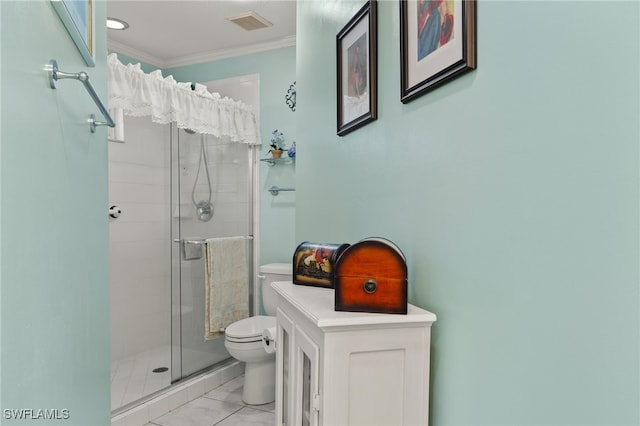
[204,237,249,340]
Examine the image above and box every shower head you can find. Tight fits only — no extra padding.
[183,128,196,134]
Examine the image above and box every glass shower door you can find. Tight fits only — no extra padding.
[110,117,173,412]
[171,126,255,380]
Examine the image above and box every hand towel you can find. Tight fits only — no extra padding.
[204,237,249,340]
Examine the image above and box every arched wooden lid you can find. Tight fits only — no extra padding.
[336,237,407,280]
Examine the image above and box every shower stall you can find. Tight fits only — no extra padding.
[108,56,260,412]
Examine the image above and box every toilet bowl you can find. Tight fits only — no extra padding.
[225,315,277,405]
[224,263,291,405]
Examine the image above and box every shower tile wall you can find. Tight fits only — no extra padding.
[109,116,172,408]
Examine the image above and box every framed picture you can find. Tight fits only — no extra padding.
[51,0,94,67]
[336,0,377,136]
[400,0,476,103]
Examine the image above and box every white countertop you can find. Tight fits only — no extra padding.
[272,281,436,329]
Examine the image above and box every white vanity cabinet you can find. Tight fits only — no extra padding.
[273,281,437,426]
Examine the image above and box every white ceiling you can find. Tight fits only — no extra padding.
[107,0,297,69]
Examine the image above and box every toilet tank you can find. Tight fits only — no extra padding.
[260,263,292,316]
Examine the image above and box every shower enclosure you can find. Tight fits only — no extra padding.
[108,61,259,412]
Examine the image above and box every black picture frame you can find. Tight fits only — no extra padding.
[400,0,476,103]
[337,0,378,136]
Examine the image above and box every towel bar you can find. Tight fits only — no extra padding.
[47,59,115,133]
[268,186,296,196]
[173,236,254,245]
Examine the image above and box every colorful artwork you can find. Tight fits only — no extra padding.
[417,0,455,61]
[400,0,476,103]
[347,34,368,97]
[293,242,350,288]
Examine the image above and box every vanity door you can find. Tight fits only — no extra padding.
[294,326,320,426]
[276,308,295,426]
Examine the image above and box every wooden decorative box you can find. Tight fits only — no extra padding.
[334,237,408,314]
[293,241,350,288]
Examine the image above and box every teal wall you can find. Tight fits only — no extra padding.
[166,47,297,265]
[0,1,110,425]
[297,1,639,425]
[0,0,633,423]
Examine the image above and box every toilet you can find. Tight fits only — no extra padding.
[224,263,291,405]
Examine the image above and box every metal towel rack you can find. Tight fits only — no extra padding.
[268,186,296,196]
[173,236,254,245]
[47,59,115,133]
[174,236,253,261]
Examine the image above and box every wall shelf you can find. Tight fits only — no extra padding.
[260,157,295,166]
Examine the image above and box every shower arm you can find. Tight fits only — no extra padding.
[47,59,116,133]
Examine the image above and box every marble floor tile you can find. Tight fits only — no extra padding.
[203,376,245,405]
[151,397,244,426]
[215,406,275,426]
[147,375,275,426]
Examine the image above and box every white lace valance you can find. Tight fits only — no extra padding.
[107,54,259,145]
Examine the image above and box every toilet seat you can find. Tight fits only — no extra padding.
[225,315,276,343]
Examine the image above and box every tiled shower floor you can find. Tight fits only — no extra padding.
[111,346,172,411]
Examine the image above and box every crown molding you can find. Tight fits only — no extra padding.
[107,40,165,68]
[163,36,296,69]
[108,36,296,70]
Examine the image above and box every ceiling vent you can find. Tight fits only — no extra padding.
[226,11,273,31]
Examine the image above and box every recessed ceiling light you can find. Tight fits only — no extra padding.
[107,17,129,30]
